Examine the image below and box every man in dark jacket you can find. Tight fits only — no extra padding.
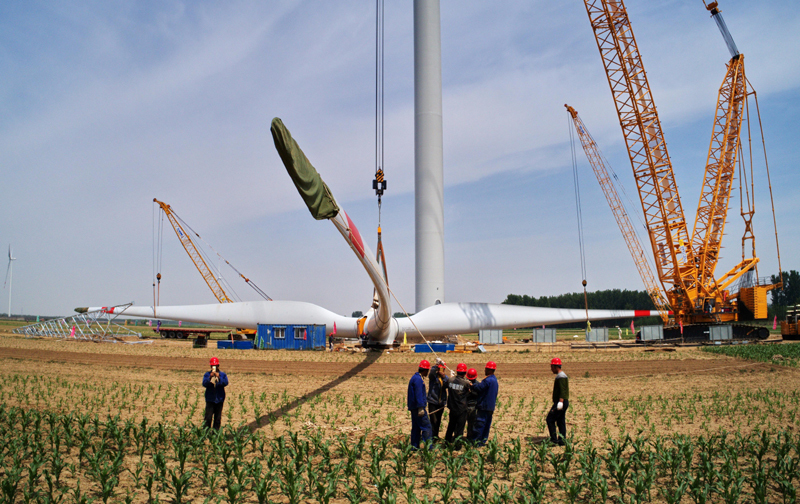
[427,358,449,439]
[202,356,229,430]
[444,363,470,448]
[465,368,479,441]
[547,357,570,445]
[407,359,433,448]
[471,361,499,446]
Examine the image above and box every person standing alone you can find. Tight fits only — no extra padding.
[546,357,569,445]
[202,357,229,430]
[408,359,433,449]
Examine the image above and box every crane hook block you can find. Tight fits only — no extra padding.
[373,169,386,196]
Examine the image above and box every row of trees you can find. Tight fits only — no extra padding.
[503,289,661,327]
[770,270,800,320]
[503,289,655,311]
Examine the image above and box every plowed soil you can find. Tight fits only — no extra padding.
[0,345,775,377]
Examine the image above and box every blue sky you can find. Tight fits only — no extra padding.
[1,0,798,317]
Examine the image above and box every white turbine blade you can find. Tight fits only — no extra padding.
[3,260,9,289]
[79,301,359,336]
[397,302,660,339]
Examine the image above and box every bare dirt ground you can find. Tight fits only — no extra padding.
[2,331,798,441]
[0,343,778,378]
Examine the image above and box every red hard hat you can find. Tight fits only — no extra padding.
[551,357,562,366]
[210,357,220,366]
[466,368,478,380]
[456,363,467,373]
[419,359,431,370]
[485,361,497,370]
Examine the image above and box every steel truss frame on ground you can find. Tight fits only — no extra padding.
[13,304,142,340]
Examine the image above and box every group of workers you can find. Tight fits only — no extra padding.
[201,354,570,448]
[407,358,501,448]
[408,357,569,448]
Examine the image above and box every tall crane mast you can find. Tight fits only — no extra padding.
[582,0,698,320]
[691,2,751,302]
[566,104,671,324]
[153,198,234,304]
[581,0,772,337]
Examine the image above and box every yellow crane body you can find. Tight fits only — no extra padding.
[692,56,749,300]
[582,0,698,320]
[581,0,775,337]
[153,198,234,304]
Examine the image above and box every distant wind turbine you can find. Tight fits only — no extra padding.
[4,246,15,317]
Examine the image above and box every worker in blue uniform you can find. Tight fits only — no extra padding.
[202,356,229,430]
[471,361,499,446]
[407,359,433,448]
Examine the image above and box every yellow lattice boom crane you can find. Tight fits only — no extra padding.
[154,198,234,304]
[580,0,778,339]
[566,104,671,324]
[153,198,272,339]
[692,1,779,320]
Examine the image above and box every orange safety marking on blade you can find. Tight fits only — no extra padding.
[345,212,365,258]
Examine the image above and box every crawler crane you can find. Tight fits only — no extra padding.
[153,198,271,339]
[580,0,780,339]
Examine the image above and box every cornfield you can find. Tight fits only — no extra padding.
[1,357,799,503]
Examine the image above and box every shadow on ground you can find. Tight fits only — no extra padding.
[246,350,384,432]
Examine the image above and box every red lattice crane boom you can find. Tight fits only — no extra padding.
[566,104,671,323]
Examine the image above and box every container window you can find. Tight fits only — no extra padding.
[294,326,307,339]
[274,327,286,339]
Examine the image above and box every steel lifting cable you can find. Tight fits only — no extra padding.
[153,205,165,309]
[169,210,273,302]
[373,0,386,210]
[749,85,783,282]
[739,96,755,264]
[388,286,452,374]
[373,0,389,285]
[568,114,591,331]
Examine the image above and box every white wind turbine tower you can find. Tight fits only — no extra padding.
[4,245,16,317]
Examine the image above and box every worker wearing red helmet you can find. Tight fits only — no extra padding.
[547,357,570,445]
[427,358,449,439]
[444,363,470,447]
[471,361,499,446]
[407,359,433,448]
[465,368,479,441]
[202,357,229,430]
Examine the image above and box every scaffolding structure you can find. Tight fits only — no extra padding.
[13,304,143,341]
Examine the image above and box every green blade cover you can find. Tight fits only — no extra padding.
[270,117,339,220]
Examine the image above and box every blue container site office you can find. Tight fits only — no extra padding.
[255,324,326,350]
